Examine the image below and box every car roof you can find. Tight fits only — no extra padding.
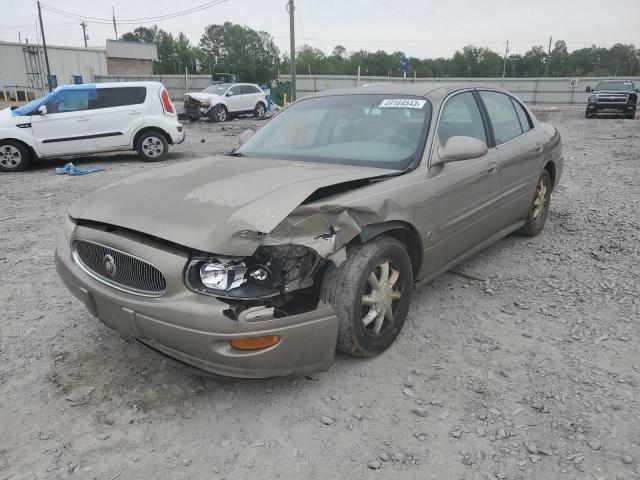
[309,82,512,101]
[56,81,162,90]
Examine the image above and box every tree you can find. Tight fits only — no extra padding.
[198,22,280,82]
[547,40,569,76]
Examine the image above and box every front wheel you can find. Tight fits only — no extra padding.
[137,132,168,162]
[626,111,636,119]
[320,236,413,357]
[516,170,552,237]
[0,140,31,172]
[212,105,228,122]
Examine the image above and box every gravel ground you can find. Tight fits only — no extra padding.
[1,107,639,480]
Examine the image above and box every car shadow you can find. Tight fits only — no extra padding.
[29,151,192,172]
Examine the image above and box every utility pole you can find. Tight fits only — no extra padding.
[80,21,88,48]
[112,6,118,39]
[287,0,296,102]
[545,36,552,77]
[502,40,509,80]
[37,1,53,92]
[18,32,21,43]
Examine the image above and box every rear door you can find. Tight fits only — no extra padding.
[477,91,543,227]
[240,84,260,111]
[31,87,98,156]
[423,90,503,275]
[89,86,147,150]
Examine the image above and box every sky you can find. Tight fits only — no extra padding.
[1,0,638,59]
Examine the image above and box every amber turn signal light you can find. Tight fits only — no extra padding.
[230,335,280,350]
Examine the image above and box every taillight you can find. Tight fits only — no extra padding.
[160,88,174,114]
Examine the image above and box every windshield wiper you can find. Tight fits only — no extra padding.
[228,150,246,157]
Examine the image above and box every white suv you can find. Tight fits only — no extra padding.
[0,81,185,172]
[184,83,267,122]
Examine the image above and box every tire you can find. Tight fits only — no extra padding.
[516,169,552,237]
[254,102,266,119]
[320,236,413,357]
[136,131,168,162]
[212,105,228,122]
[188,114,200,122]
[0,140,31,172]
[585,111,593,119]
[626,111,636,119]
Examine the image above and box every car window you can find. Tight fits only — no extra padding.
[46,89,95,114]
[510,98,532,132]
[240,85,256,95]
[479,91,523,145]
[238,94,431,170]
[91,87,146,109]
[229,86,242,95]
[437,91,486,147]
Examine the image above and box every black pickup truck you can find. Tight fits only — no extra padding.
[585,80,638,119]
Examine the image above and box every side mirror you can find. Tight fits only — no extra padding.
[435,136,488,164]
[226,90,234,97]
[585,86,592,93]
[38,105,48,115]
[238,129,254,146]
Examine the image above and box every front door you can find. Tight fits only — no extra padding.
[31,87,97,156]
[421,90,503,277]
[226,85,244,113]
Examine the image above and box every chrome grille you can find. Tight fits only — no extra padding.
[71,239,167,297]
[596,94,628,104]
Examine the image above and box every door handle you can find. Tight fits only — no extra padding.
[487,162,499,175]
[129,110,141,115]
[535,145,544,153]
[77,117,90,122]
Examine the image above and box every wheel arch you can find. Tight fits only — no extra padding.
[355,221,423,279]
[0,137,38,160]
[133,126,173,147]
[544,160,557,190]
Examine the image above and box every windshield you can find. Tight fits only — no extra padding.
[237,94,431,170]
[596,80,635,91]
[12,92,55,116]
[203,83,232,95]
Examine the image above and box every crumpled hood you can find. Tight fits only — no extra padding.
[69,156,396,255]
[184,92,221,104]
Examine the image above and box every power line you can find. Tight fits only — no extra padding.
[40,0,232,26]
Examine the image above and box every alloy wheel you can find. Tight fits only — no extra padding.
[0,145,22,169]
[142,136,164,158]
[360,260,403,337]
[532,178,548,220]
[217,108,227,122]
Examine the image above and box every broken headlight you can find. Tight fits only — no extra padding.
[185,245,321,299]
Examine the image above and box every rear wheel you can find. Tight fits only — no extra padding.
[137,132,168,162]
[254,102,266,119]
[320,236,413,357]
[0,140,31,172]
[516,170,552,237]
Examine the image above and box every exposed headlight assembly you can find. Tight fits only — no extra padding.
[185,245,321,299]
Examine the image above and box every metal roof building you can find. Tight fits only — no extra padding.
[0,39,156,100]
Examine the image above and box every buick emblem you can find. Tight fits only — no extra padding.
[103,254,117,277]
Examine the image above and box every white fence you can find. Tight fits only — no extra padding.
[94,73,640,104]
[282,75,640,104]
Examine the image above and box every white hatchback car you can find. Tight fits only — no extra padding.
[184,83,267,122]
[0,81,185,172]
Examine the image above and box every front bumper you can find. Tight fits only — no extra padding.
[587,102,635,115]
[55,226,338,378]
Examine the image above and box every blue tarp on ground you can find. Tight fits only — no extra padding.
[55,162,105,176]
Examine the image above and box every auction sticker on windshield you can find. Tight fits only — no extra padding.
[379,99,426,109]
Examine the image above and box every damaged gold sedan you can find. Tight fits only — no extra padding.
[55,84,563,377]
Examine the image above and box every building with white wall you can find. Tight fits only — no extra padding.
[0,39,157,101]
